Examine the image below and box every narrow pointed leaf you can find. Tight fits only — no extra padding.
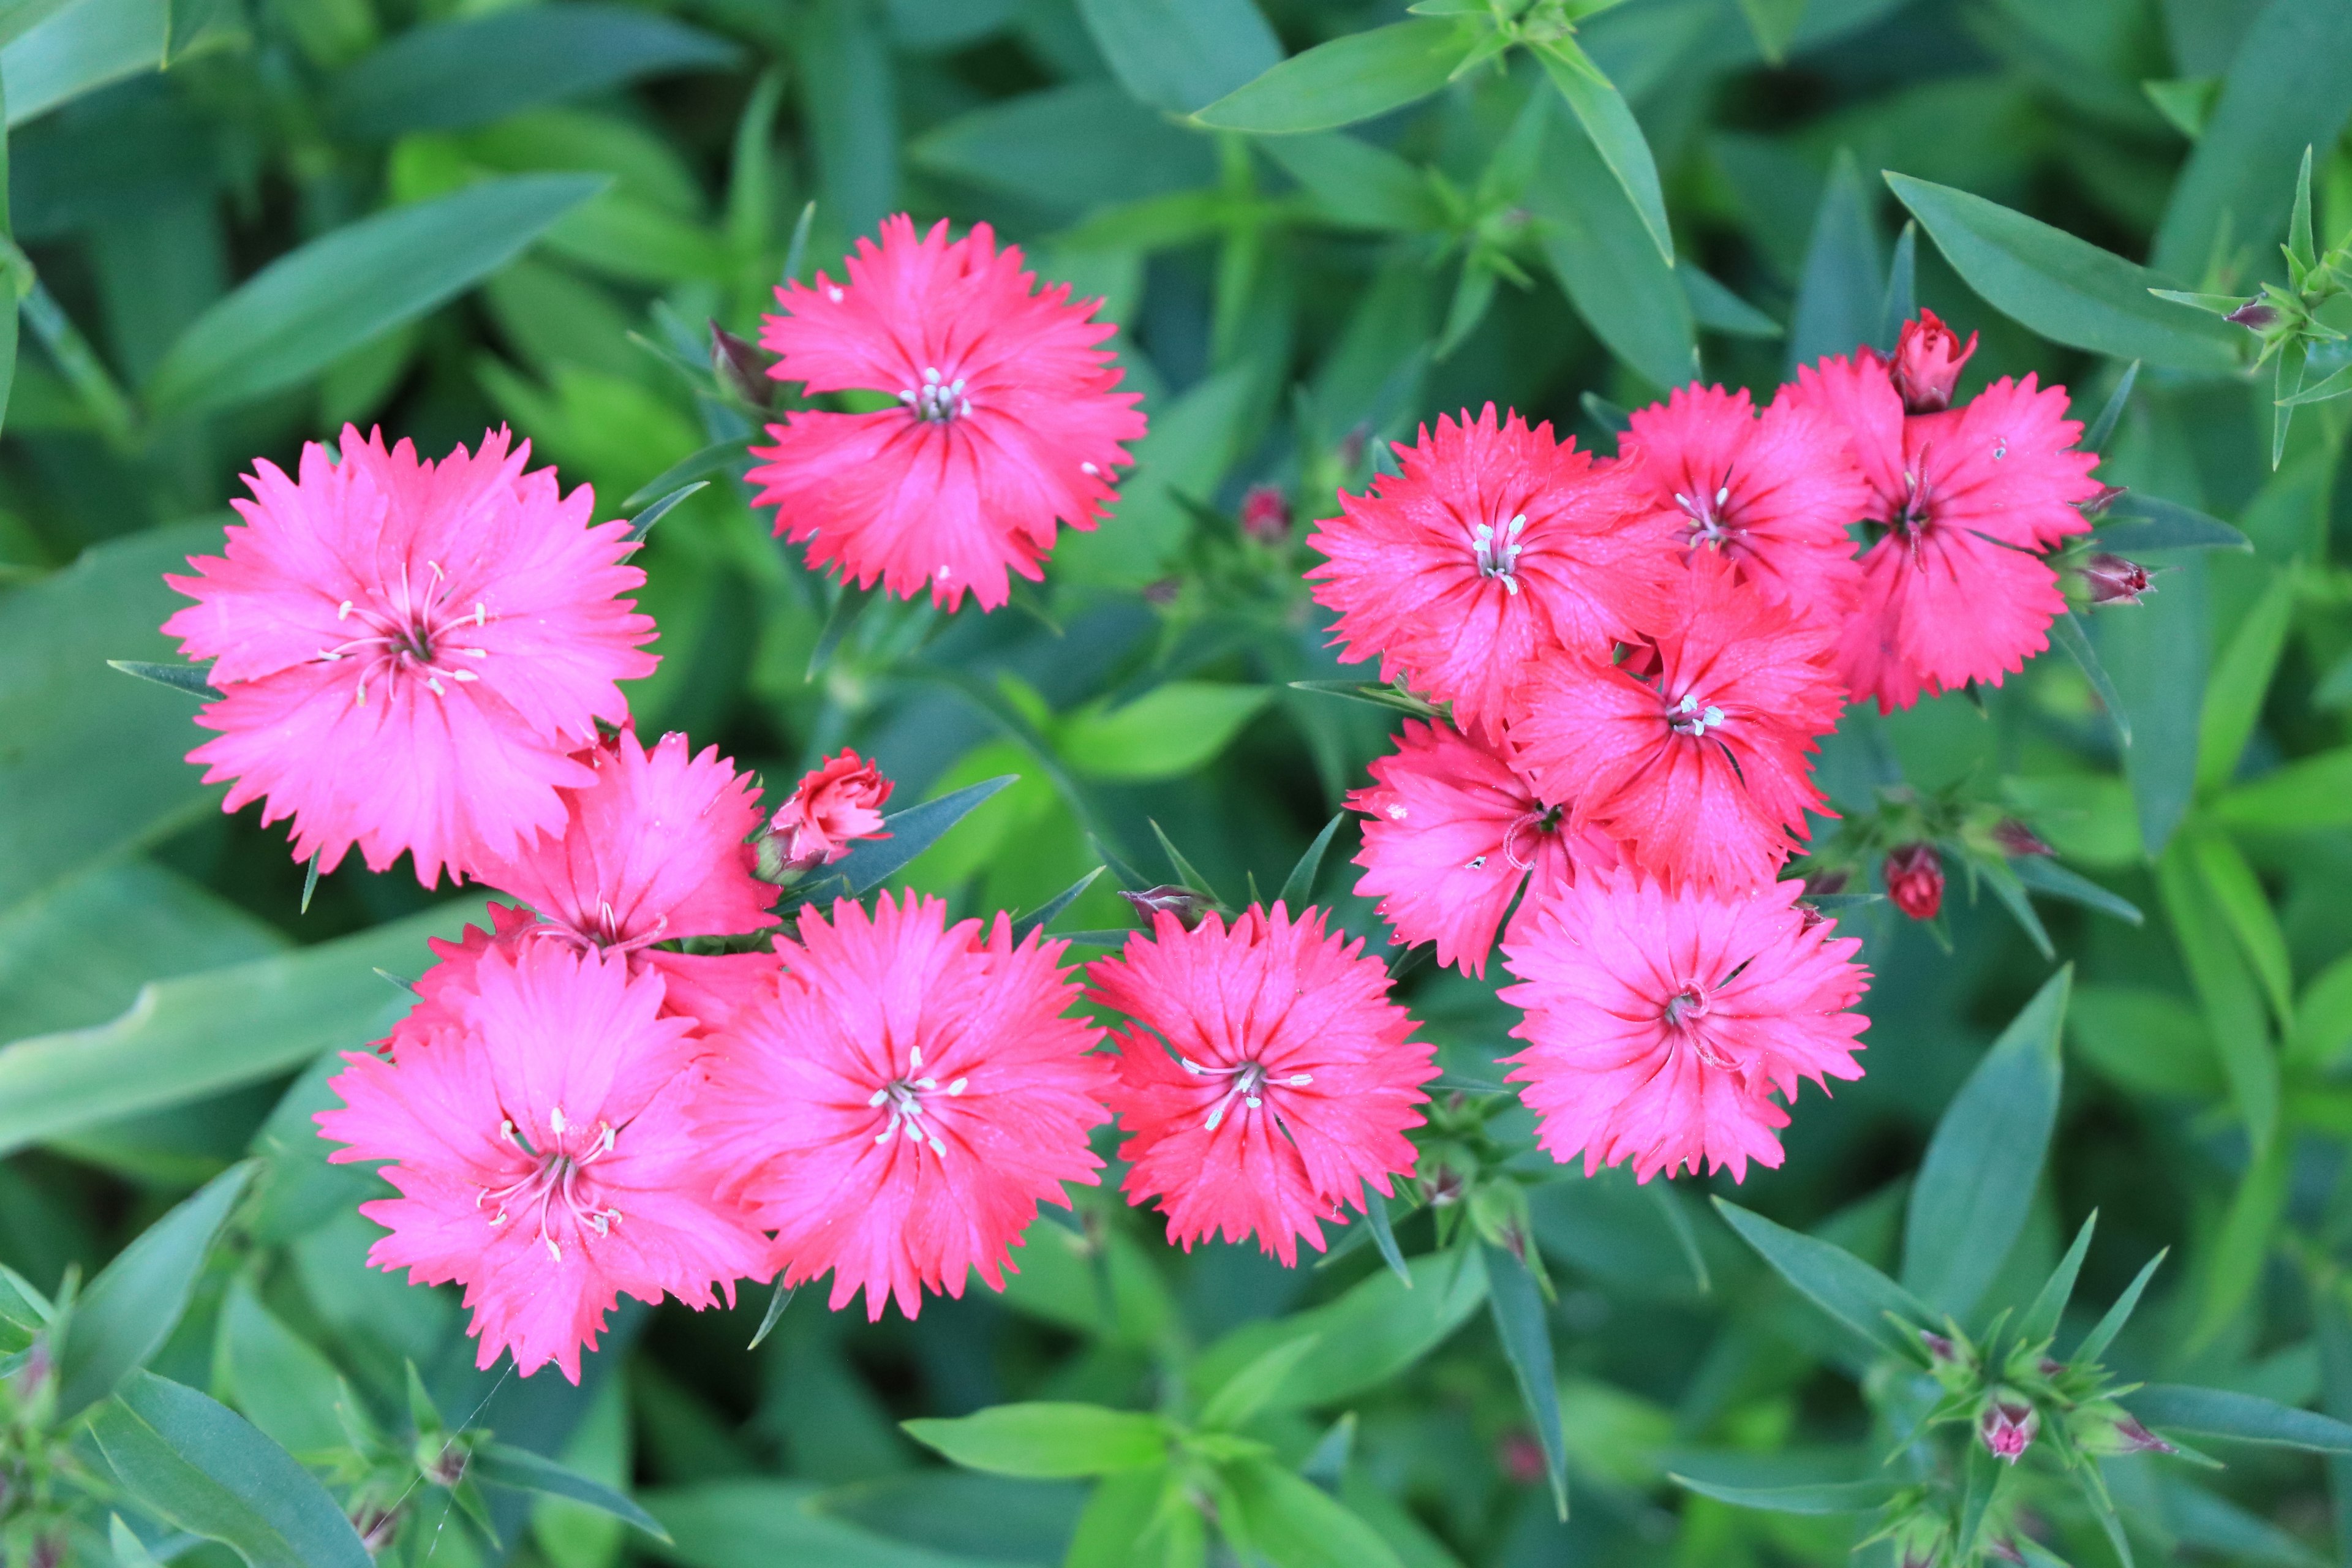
[783,199,816,284]
[1482,1243,1567,1520]
[902,1403,1174,1477]
[472,1441,670,1540]
[1532,39,1672,264]
[2049,607,2131,746]
[299,850,321,916]
[2082,361,2140,455]
[2092,494,2252,553]
[1149,820,1226,906]
[1363,1180,1411,1286]
[1191,18,1481,135]
[747,1283,793,1351]
[1278,815,1344,911]
[2072,1249,2165,1365]
[623,480,708,544]
[1012,867,1106,942]
[1286,680,1442,718]
[2010,857,2143,925]
[1875,220,1917,352]
[1787,150,1880,373]
[1714,1198,1935,1360]
[2019,1212,2098,1345]
[2126,1384,2352,1452]
[827,777,1017,899]
[106,660,219,699]
[805,580,878,682]
[1668,1476,1899,1513]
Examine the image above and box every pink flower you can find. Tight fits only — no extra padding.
[693,894,1109,1321]
[1305,406,1678,744]
[1500,872,1870,1182]
[764,749,894,875]
[163,427,656,887]
[1621,383,1867,624]
[1347,718,1618,978]
[747,215,1147,611]
[316,944,768,1382]
[1086,904,1436,1265]
[1507,549,1844,893]
[1890,308,1977,413]
[1787,341,2102,712]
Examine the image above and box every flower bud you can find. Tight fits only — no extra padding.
[709,322,775,409]
[1239,483,1292,545]
[1891,309,1979,413]
[1801,865,1850,897]
[759,750,894,881]
[1985,1536,2027,1566]
[1989,819,2054,859]
[2070,1401,2179,1457]
[2225,300,2282,333]
[1883,843,1943,922]
[1120,884,1213,929]
[1978,1393,2038,1463]
[1498,1430,1548,1485]
[2078,482,2127,518]
[2080,552,2151,606]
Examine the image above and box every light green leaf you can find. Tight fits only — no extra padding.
[2127,1384,2352,1452]
[220,1278,349,1458]
[1224,1460,1407,1568]
[144,174,605,416]
[2187,1137,2290,1353]
[901,1404,1172,1479]
[108,1515,164,1568]
[1735,0,1808,63]
[2018,1212,2098,1347]
[1192,18,1482,135]
[1075,0,1282,114]
[2190,831,2294,1027]
[1900,970,2069,1321]
[2211,746,2352,832]
[1199,1335,1324,1433]
[2196,570,2297,793]
[1257,134,1446,233]
[1191,1250,1488,1412]
[1531,38,1672,264]
[2287,953,2352,1069]
[2158,840,2277,1152]
[1058,683,1272,782]
[1713,1198,1934,1360]
[646,1479,984,1567]
[1885,172,2239,372]
[0,0,164,127]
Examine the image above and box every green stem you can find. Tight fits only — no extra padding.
[16,271,138,455]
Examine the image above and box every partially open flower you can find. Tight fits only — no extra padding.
[1979,1393,2038,1462]
[2080,552,2152,606]
[1890,308,1978,413]
[1884,843,1944,921]
[1120,884,1213,929]
[761,750,893,879]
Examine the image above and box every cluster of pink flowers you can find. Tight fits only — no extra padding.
[157,205,2100,1378]
[1318,310,2102,1182]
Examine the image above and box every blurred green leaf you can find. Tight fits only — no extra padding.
[1787,149,1880,373]
[1667,1475,1898,1513]
[1193,18,1482,135]
[2010,857,2143,927]
[2100,552,2209,851]
[2073,1248,2165,1366]
[1482,1243,1567,1519]
[2196,570,2297,793]
[1735,0,1808,63]
[475,1441,671,1540]
[108,1515,164,1568]
[902,1404,1171,1479]
[2092,494,2252,554]
[1257,133,1444,233]
[1193,1250,1488,1412]
[2018,1212,2097,1346]
[2048,606,2132,748]
[914,83,1215,214]
[1528,95,1696,391]
[2187,1137,2290,1352]
[1682,266,1781,338]
[1224,1459,1407,1568]
[144,173,604,416]
[220,1278,348,1458]
[2127,1384,2352,1452]
[2189,831,2293,1026]
[1278,815,1344,910]
[2158,839,2278,1152]
[90,1371,373,1568]
[1531,38,1671,264]
[1886,173,2239,372]
[1077,0,1281,115]
[1713,1199,1934,1360]
[2211,745,2352,831]
[0,0,164,127]
[1059,683,1272,782]
[2288,953,2352,1069]
[1197,1335,1323,1432]
[1900,969,2068,1321]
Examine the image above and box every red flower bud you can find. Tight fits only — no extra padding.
[1979,1394,2038,1463]
[1883,843,1943,922]
[1239,483,1292,545]
[1990,819,2054,858]
[1498,1430,1548,1486]
[2078,482,2127,518]
[710,321,775,409]
[1120,884,1213,929]
[2225,300,2282,332]
[1891,309,1978,413]
[2081,552,2151,606]
[2071,1401,2180,1457]
[760,750,893,880]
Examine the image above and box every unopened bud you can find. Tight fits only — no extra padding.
[2081,552,2151,606]
[1986,1537,2027,1566]
[1883,843,1944,922]
[1120,885,1212,930]
[2078,482,2127,518]
[416,1436,469,1488]
[1239,484,1291,545]
[1891,309,1979,413]
[2070,1401,2179,1457]
[710,322,775,409]
[1801,865,1849,897]
[1498,1430,1548,1486]
[1979,1393,2038,1463]
[1921,1329,1959,1364]
[1990,819,2054,859]
[2225,300,2282,333]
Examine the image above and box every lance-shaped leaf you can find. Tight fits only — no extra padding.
[1223,1459,1408,1568]
[1075,0,1283,115]
[1483,1242,1568,1519]
[1714,1199,1935,1361]
[818,777,1017,900]
[624,480,707,545]
[2081,361,2139,454]
[1191,17,1484,135]
[1787,150,1882,374]
[1669,1476,1900,1514]
[2073,1249,2165,1366]
[2049,606,2130,748]
[1531,38,1671,264]
[620,438,752,511]
[2126,1385,2352,1452]
[472,1441,671,1540]
[1011,867,1106,943]
[2018,1212,2097,1346]
[1286,680,1442,719]
[902,1403,1174,1477]
[105,660,218,699]
[2092,494,2250,556]
[1278,815,1344,911]
[2010,858,2143,926]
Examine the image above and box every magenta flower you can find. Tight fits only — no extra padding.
[694,894,1110,1321]
[747,215,1147,611]
[316,944,768,1382]
[1501,872,1870,1182]
[163,427,656,887]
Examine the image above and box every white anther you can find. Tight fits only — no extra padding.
[549,1106,568,1136]
[828,286,844,301]
[947,1077,968,1095]
[1387,804,1408,820]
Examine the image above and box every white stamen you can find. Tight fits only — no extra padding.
[1471,513,1528,592]
[947,1077,967,1095]
[1387,804,1408,820]
[549,1106,568,1136]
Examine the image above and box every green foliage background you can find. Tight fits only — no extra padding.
[4,0,2352,1563]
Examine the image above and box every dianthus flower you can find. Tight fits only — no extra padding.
[162,427,655,886]
[1347,718,1619,978]
[694,894,1109,1321]
[316,945,768,1382]
[747,215,1147,611]
[1086,903,1436,1265]
[1621,383,1867,624]
[1500,872,1869,1182]
[764,749,893,876]
[1305,406,1676,744]
[1507,550,1842,892]
[1786,325,2101,712]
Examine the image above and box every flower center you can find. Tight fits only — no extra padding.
[1666,691,1726,737]
[314,559,491,708]
[868,1045,965,1157]
[1181,1057,1314,1131]
[900,366,972,423]
[1674,479,1736,545]
[1499,804,1562,871]
[477,1105,622,1263]
[1894,445,1937,541]
[523,901,671,958]
[1470,513,1528,594]
[1663,984,1735,1067]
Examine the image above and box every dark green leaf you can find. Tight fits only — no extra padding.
[624,480,707,545]
[2049,605,2132,747]
[1483,1243,1567,1520]
[219,1280,346,1458]
[1681,267,1781,338]
[1278,815,1344,911]
[1713,1199,1935,1360]
[805,580,878,682]
[826,777,1017,899]
[473,1441,670,1540]
[2092,494,2252,554]
[1787,150,1880,373]
[1900,968,2070,1321]
[2082,361,2141,456]
[146,176,605,416]
[1191,1250,1488,1412]
[1885,173,2239,372]
[747,1283,793,1351]
[2101,553,2209,851]
[2,0,167,126]
[1285,681,1442,719]
[1527,94,1695,390]
[1362,1180,1410,1287]
[57,1160,255,1420]
[1011,867,1105,943]
[1075,0,1282,115]
[1531,38,1672,264]
[1875,220,1917,351]
[1668,1476,1899,1514]
[902,1403,1172,1478]
[1223,1459,1407,1568]
[1148,820,1226,907]
[89,1371,372,1568]
[105,659,217,699]
[2073,1250,2165,1366]
[2011,856,2143,926]
[1580,392,1632,434]
[1192,18,1482,135]
[2018,1212,2097,1346]
[2127,1384,2352,1452]
[1258,133,1446,233]
[1970,851,2055,960]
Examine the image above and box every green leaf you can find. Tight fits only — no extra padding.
[746,1283,793,1352]
[1011,867,1106,943]
[2189,831,2293,1027]
[105,659,218,699]
[1713,1199,1935,1360]
[624,439,755,513]
[1899,969,2070,1321]
[2287,952,2352,1068]
[2127,1384,2352,1452]
[0,901,475,1158]
[2277,358,2352,409]
[1681,267,1781,338]
[2010,857,2143,926]
[219,1278,347,1458]
[2211,745,2352,831]
[89,1371,372,1568]
[1362,1180,1411,1287]
[1199,1333,1324,1432]
[2073,1249,2165,1365]
[1278,815,1344,911]
[2187,1137,2290,1352]
[1970,850,2054,960]
[2100,553,2209,851]
[1285,681,1442,720]
[1057,364,1257,586]
[821,777,1017,900]
[1149,820,1226,907]
[1735,0,1807,63]
[1875,219,1917,352]
[1,0,166,127]
[647,1478,1003,1567]
[108,1515,164,1568]
[2149,0,2352,281]
[1787,149,1881,373]
[1192,18,1483,135]
[56,1160,255,1420]
[805,580,878,683]
[2158,839,2278,1151]
[1257,134,1446,233]
[1531,39,1672,264]
[624,480,707,545]
[1885,172,2239,372]
[1058,683,1272,782]
[2092,494,2252,554]
[1667,1476,1899,1515]
[1075,0,1282,115]
[2049,606,2131,748]
[913,82,1214,214]
[331,4,737,140]
[1223,1459,1407,1568]
[144,175,606,417]
[2018,1212,2097,1346]
[2196,570,2297,793]
[1526,94,1695,391]
[1191,1250,1488,1412]
[901,1403,1172,1479]
[473,1441,670,1540]
[2081,361,2140,455]
[1483,1243,1567,1520]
